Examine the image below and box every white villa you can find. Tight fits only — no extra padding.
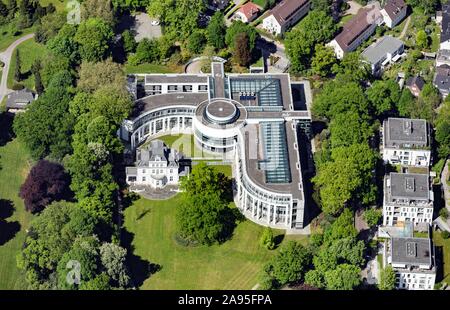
[262,0,310,35]
[381,118,431,167]
[126,140,183,189]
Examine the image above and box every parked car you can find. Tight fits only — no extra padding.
[151,20,160,26]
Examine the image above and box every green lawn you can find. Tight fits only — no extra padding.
[0,24,35,53]
[252,0,267,8]
[146,134,222,159]
[434,232,450,285]
[0,139,33,289]
[7,39,49,90]
[124,63,178,74]
[40,0,69,12]
[123,194,308,289]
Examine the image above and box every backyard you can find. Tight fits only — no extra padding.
[0,139,33,289]
[123,193,308,290]
[7,39,49,90]
[434,232,450,286]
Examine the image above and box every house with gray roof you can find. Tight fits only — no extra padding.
[381,118,431,167]
[361,35,405,76]
[5,88,36,111]
[433,64,450,98]
[382,235,436,290]
[126,139,186,189]
[405,75,425,97]
[383,172,434,227]
[381,0,408,28]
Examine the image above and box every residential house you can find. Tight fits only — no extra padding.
[262,0,311,35]
[5,88,36,112]
[381,118,431,167]
[126,140,185,189]
[434,64,450,98]
[381,0,408,28]
[327,4,383,59]
[361,35,405,76]
[405,76,425,97]
[383,235,436,290]
[234,2,260,23]
[383,172,434,227]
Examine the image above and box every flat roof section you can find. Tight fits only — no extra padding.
[385,118,428,148]
[391,237,433,267]
[145,75,208,84]
[389,173,430,200]
[361,36,404,65]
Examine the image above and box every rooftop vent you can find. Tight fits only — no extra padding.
[406,242,417,258]
[405,177,415,192]
[403,120,412,135]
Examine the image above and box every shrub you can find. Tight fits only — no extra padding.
[11,82,24,90]
[439,208,449,220]
[259,227,275,250]
[442,231,450,239]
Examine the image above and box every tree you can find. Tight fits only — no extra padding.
[176,163,233,245]
[285,10,336,73]
[366,79,401,116]
[47,24,80,65]
[233,32,251,67]
[207,11,226,50]
[406,0,438,14]
[147,0,205,40]
[187,30,206,54]
[79,273,111,290]
[75,18,114,62]
[264,241,312,286]
[14,49,21,82]
[363,208,382,227]
[260,227,275,250]
[90,85,132,125]
[311,0,331,12]
[13,74,75,160]
[435,99,450,158]
[19,160,72,213]
[31,59,44,95]
[324,264,361,290]
[99,242,130,287]
[420,84,441,110]
[57,236,100,289]
[225,20,258,50]
[332,52,371,83]
[416,30,429,49]
[379,266,396,290]
[329,111,373,148]
[311,44,336,77]
[77,58,125,93]
[304,270,326,289]
[397,89,416,117]
[128,38,160,65]
[323,208,358,243]
[0,1,8,17]
[122,30,136,54]
[35,12,66,44]
[81,0,115,26]
[17,202,97,289]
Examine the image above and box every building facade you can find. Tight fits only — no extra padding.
[327,4,383,59]
[126,140,183,188]
[381,0,408,28]
[384,236,436,290]
[381,118,431,167]
[382,173,434,227]
[120,62,312,231]
[234,2,260,23]
[262,0,311,35]
[361,36,405,76]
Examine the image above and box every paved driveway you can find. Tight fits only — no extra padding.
[133,13,162,42]
[0,34,35,104]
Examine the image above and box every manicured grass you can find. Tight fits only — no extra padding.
[147,134,222,159]
[124,63,180,74]
[40,0,69,12]
[252,0,267,8]
[123,194,308,289]
[434,232,450,285]
[339,14,354,27]
[0,139,33,289]
[0,24,35,53]
[7,39,49,90]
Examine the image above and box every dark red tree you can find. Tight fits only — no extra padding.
[19,160,72,213]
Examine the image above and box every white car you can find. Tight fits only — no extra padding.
[151,20,160,26]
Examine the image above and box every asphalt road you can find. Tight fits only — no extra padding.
[0,33,35,104]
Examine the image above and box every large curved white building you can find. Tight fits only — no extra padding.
[121,62,312,231]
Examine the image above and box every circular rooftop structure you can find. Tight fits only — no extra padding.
[205,100,238,125]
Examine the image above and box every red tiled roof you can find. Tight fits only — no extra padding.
[238,2,260,19]
[383,0,407,21]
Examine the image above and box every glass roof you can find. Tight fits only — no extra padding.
[258,122,291,184]
[230,78,282,106]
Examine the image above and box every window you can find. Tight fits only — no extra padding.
[142,177,146,182]
[170,176,173,181]
[170,169,173,173]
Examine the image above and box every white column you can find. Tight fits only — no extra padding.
[285,206,289,226]
[266,204,271,224]
[257,200,261,219]
[273,206,278,224]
